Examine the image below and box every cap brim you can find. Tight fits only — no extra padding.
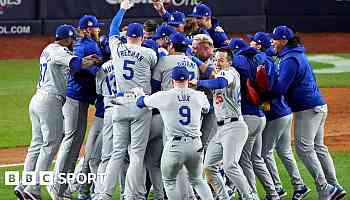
[188,13,203,17]
[168,21,182,26]
[218,45,232,51]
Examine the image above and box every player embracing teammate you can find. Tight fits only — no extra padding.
[16,0,347,200]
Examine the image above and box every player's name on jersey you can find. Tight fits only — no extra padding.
[178,94,191,102]
[4,171,106,186]
[118,49,144,62]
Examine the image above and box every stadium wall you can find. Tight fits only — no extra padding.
[0,0,349,36]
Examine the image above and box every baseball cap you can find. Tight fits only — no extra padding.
[79,15,104,29]
[152,24,176,40]
[142,39,159,52]
[55,24,76,40]
[248,32,272,49]
[220,38,249,51]
[171,66,189,81]
[271,25,294,40]
[127,23,144,38]
[169,32,187,46]
[168,11,186,26]
[189,3,212,18]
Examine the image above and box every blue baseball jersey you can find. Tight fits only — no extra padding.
[66,36,102,104]
[233,48,265,117]
[271,45,325,112]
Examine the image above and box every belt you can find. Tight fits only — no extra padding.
[172,136,198,141]
[37,90,65,102]
[217,117,238,126]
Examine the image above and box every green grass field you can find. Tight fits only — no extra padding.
[0,151,349,199]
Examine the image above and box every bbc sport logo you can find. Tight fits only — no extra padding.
[4,171,106,186]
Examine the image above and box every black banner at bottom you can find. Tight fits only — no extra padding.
[0,21,42,36]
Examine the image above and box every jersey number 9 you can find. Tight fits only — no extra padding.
[179,105,191,125]
[123,60,135,80]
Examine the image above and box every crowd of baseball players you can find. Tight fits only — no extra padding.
[14,0,347,200]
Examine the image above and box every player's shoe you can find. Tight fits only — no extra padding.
[226,185,237,199]
[332,185,347,200]
[276,187,287,199]
[77,194,92,200]
[14,185,25,200]
[292,185,311,200]
[23,190,42,200]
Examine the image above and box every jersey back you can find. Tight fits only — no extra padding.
[37,43,76,96]
[110,37,157,95]
[152,55,199,91]
[96,60,117,107]
[144,88,209,138]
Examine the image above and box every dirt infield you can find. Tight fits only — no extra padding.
[0,33,349,165]
[1,33,350,59]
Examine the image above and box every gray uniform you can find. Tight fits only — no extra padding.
[94,60,128,199]
[152,54,199,91]
[152,54,199,200]
[100,37,158,200]
[203,68,254,200]
[143,88,214,200]
[22,43,76,196]
[294,105,340,198]
[262,114,305,191]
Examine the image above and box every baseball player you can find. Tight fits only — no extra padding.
[151,0,186,33]
[93,59,129,200]
[14,25,97,200]
[270,25,346,200]
[248,32,310,199]
[99,1,158,199]
[224,38,279,199]
[152,32,201,200]
[47,15,104,200]
[189,49,255,200]
[152,24,176,56]
[136,66,214,200]
[76,35,114,200]
[189,3,229,48]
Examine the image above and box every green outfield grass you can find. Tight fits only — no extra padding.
[0,58,350,148]
[0,151,349,199]
[309,60,335,70]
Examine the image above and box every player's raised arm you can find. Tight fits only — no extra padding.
[109,0,134,38]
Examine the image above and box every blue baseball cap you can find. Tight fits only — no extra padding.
[55,24,76,40]
[172,66,189,81]
[127,23,144,38]
[271,25,294,40]
[79,15,104,29]
[152,24,176,40]
[189,3,212,18]
[220,38,249,51]
[168,11,186,26]
[248,32,272,49]
[169,32,187,46]
[142,39,159,51]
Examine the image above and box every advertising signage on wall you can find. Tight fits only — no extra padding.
[0,0,37,20]
[45,0,264,19]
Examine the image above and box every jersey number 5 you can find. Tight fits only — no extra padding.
[123,60,135,80]
[179,106,191,125]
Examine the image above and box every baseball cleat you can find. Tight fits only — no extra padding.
[23,190,42,200]
[332,185,347,200]
[276,187,287,198]
[292,185,311,200]
[46,185,63,200]
[14,186,25,200]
